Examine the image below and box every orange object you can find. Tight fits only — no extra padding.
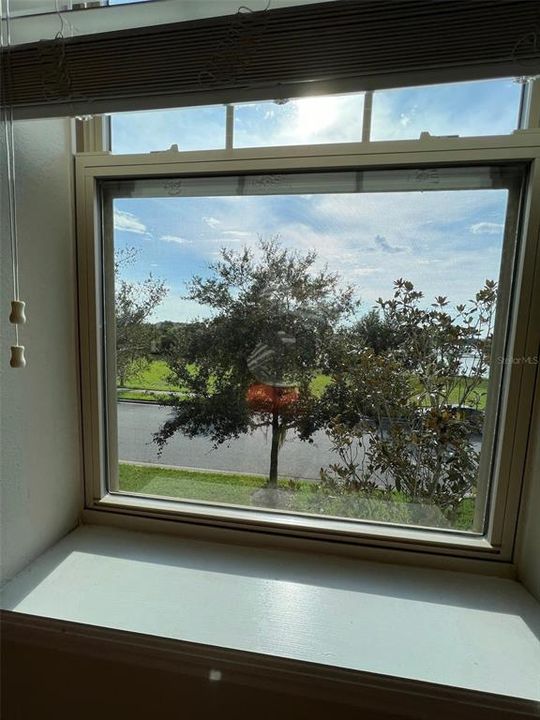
[246,383,299,413]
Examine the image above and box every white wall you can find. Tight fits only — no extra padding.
[7,0,327,44]
[0,113,537,599]
[0,117,82,584]
[516,372,540,601]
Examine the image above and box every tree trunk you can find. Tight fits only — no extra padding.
[268,409,280,488]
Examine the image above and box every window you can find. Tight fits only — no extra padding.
[233,94,365,147]
[109,79,523,155]
[104,164,519,535]
[371,78,522,141]
[77,82,540,561]
[111,105,227,154]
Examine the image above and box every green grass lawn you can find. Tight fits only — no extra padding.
[118,461,475,530]
[120,462,288,505]
[117,389,174,402]
[411,377,489,409]
[119,359,488,411]
[120,360,181,391]
[119,360,331,397]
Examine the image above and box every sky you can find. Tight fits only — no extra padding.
[110,78,522,323]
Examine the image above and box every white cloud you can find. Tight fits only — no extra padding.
[373,234,405,254]
[207,238,240,244]
[160,234,191,244]
[118,177,508,322]
[351,267,382,276]
[399,112,413,127]
[470,222,504,235]
[203,216,221,228]
[246,192,505,308]
[153,295,213,323]
[114,209,147,235]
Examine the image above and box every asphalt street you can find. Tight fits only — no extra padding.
[118,401,336,480]
[117,402,482,482]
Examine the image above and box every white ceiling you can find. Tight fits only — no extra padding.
[3,0,335,44]
[6,0,333,20]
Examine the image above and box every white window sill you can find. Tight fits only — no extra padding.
[1,525,539,710]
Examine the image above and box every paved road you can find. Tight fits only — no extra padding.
[118,402,336,480]
[117,402,483,482]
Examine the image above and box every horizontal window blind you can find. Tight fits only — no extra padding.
[2,0,540,119]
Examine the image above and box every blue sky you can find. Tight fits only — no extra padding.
[111,78,521,153]
[111,79,521,323]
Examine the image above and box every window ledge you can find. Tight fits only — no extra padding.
[1,525,539,710]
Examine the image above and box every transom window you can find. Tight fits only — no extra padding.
[110,78,523,154]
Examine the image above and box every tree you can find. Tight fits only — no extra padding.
[115,248,168,386]
[154,238,357,490]
[320,279,497,523]
[349,308,404,355]
[153,321,188,356]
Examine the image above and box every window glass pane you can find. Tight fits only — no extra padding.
[234,94,364,147]
[110,105,226,154]
[371,79,521,140]
[104,165,521,532]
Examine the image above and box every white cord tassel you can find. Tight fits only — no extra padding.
[9,300,26,324]
[9,301,26,368]
[10,345,26,368]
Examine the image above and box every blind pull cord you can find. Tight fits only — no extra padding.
[2,0,26,368]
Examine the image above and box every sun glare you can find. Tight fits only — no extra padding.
[294,95,342,136]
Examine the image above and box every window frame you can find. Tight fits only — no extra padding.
[75,131,540,568]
